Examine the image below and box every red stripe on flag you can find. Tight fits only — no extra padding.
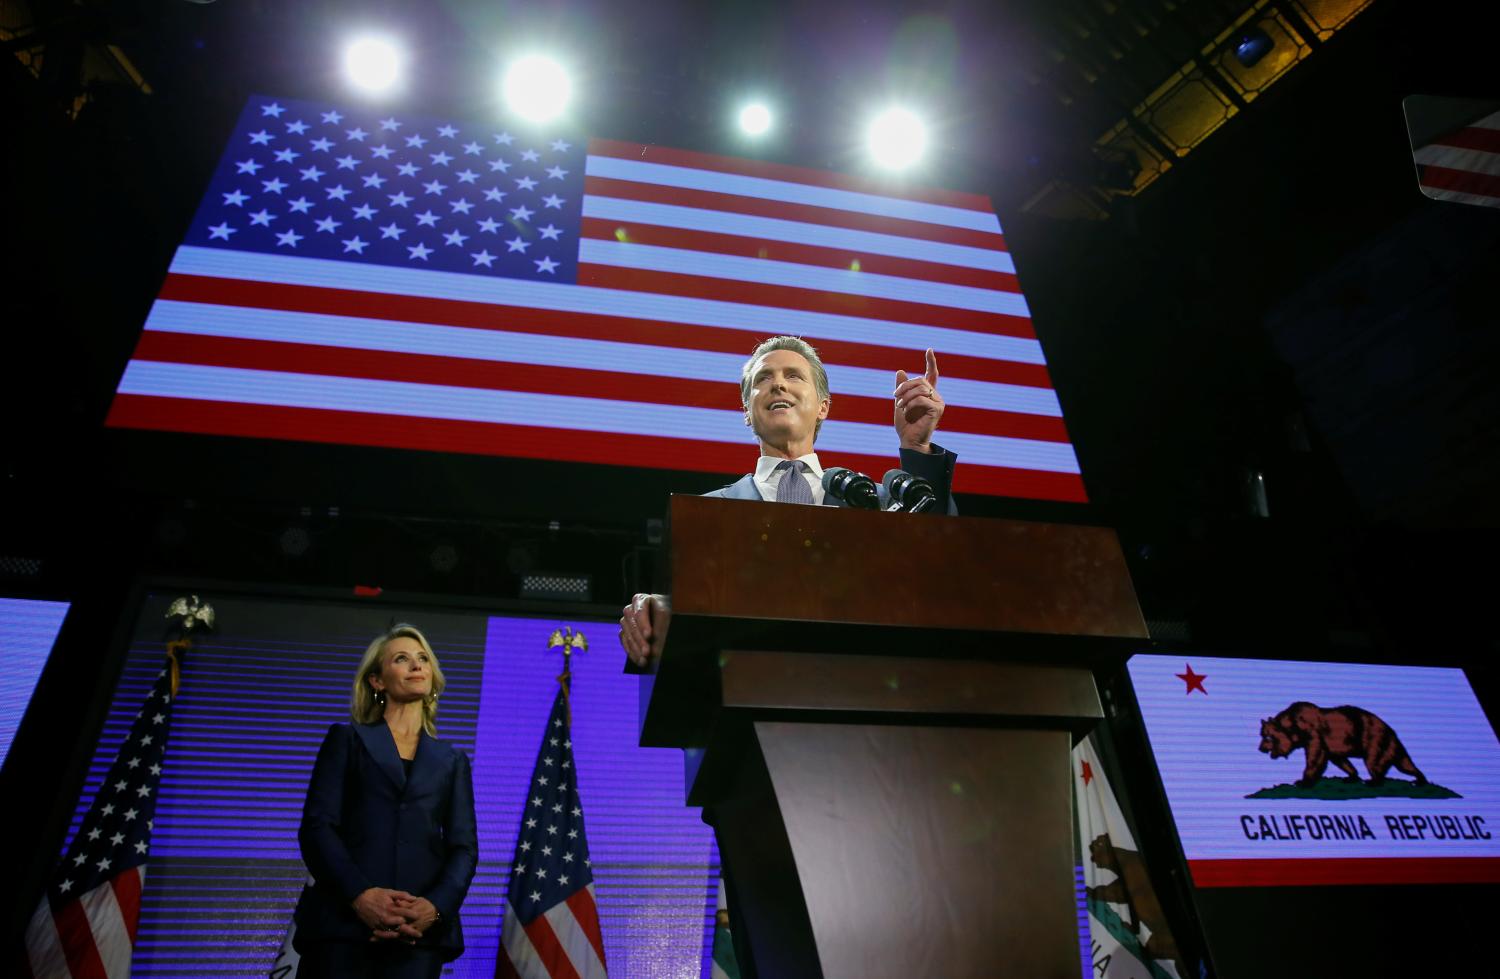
[1419,163,1500,200]
[106,396,1089,501]
[563,891,607,969]
[156,275,1056,388]
[1189,856,1500,888]
[580,217,1021,292]
[589,138,997,213]
[1432,125,1500,155]
[52,898,108,979]
[111,869,142,943]
[521,913,584,979]
[575,264,1037,339]
[129,331,1074,443]
[585,175,1008,252]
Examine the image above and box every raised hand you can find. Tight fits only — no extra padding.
[894,348,944,452]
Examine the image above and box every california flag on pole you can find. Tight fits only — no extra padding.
[1075,735,1186,979]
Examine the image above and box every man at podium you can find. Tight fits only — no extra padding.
[619,334,957,667]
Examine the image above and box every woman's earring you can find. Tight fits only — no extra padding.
[376,690,386,706]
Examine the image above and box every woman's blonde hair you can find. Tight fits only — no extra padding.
[350,623,446,737]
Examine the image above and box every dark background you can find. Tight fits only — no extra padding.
[4,0,1498,970]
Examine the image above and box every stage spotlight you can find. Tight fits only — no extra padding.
[502,55,573,123]
[738,102,772,136]
[867,108,927,170]
[342,36,404,95]
[1232,26,1275,68]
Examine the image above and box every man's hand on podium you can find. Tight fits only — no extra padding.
[620,593,671,668]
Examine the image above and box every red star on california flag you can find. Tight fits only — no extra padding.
[1176,663,1207,695]
[1080,760,1094,786]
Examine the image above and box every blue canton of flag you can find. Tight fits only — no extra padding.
[192,96,586,282]
[24,657,177,978]
[496,686,608,979]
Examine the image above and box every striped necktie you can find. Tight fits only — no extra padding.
[774,460,814,504]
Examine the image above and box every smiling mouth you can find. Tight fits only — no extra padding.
[767,400,794,411]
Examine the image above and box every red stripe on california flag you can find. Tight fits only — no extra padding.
[589,138,996,213]
[1189,856,1500,888]
[53,896,108,979]
[575,264,1037,339]
[129,332,1073,443]
[1420,163,1500,199]
[585,175,1007,252]
[521,913,584,979]
[1433,125,1500,154]
[156,275,1056,388]
[111,869,143,943]
[580,217,1022,292]
[564,890,607,969]
[106,396,1089,501]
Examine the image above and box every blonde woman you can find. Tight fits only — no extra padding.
[293,625,477,978]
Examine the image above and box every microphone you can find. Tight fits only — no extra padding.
[821,467,881,510]
[882,469,938,514]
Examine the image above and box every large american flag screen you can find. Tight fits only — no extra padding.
[107,95,1085,502]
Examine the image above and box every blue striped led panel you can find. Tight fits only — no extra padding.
[0,596,70,770]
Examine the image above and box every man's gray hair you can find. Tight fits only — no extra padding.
[739,334,831,412]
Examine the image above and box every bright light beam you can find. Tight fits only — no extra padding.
[867,108,928,170]
[502,55,573,123]
[738,102,773,136]
[342,36,404,95]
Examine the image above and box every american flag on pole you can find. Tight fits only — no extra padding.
[496,685,607,979]
[107,94,1085,502]
[1405,96,1500,209]
[23,657,175,978]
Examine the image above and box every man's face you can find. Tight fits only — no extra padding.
[745,349,830,449]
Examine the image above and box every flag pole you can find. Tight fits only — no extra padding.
[548,626,588,725]
[22,594,215,977]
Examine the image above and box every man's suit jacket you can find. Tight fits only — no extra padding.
[705,444,959,513]
[294,721,478,957]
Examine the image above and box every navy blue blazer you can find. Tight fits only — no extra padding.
[705,443,959,514]
[294,721,478,958]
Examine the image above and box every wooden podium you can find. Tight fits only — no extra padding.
[637,496,1148,979]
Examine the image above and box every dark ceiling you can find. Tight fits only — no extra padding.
[3,0,1499,661]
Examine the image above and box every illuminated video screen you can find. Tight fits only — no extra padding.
[0,596,70,770]
[106,94,1085,503]
[1126,653,1500,887]
[64,594,716,977]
